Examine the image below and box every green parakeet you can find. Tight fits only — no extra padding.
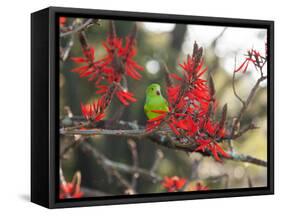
[144,83,169,119]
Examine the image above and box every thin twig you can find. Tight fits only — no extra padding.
[232,122,259,139]
[150,149,164,174]
[127,139,139,190]
[211,27,227,48]
[60,19,97,37]
[231,75,267,137]
[60,35,74,62]
[232,56,246,106]
[60,138,81,158]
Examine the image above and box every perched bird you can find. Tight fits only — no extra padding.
[144,83,169,120]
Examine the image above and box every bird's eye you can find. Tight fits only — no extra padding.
[151,88,154,91]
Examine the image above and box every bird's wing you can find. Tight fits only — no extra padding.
[144,103,149,115]
[159,97,169,112]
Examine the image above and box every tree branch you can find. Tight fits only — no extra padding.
[232,57,246,106]
[60,35,74,62]
[231,75,267,137]
[127,139,140,190]
[60,19,98,37]
[60,119,267,167]
[80,142,162,182]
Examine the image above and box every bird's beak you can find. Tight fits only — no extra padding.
[156,90,160,96]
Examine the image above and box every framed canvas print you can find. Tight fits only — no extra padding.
[31,7,274,208]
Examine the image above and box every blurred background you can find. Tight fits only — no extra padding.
[59,18,267,197]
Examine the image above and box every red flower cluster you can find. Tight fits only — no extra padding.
[60,182,83,199]
[71,22,143,106]
[188,181,209,191]
[96,84,137,107]
[81,98,106,122]
[147,42,230,162]
[102,28,144,81]
[71,47,109,84]
[194,182,209,191]
[235,48,267,73]
[60,172,83,199]
[146,110,169,131]
[59,17,67,27]
[80,84,115,123]
[162,176,187,192]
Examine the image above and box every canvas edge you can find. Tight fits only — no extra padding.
[31,6,274,209]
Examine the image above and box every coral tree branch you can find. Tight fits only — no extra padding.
[60,119,267,167]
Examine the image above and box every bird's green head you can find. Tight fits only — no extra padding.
[146,83,162,97]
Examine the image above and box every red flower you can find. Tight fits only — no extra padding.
[71,22,142,107]
[59,17,67,27]
[146,42,230,162]
[235,48,266,73]
[194,139,230,162]
[195,182,208,191]
[96,84,137,106]
[188,181,209,191]
[234,57,255,73]
[162,176,187,192]
[146,110,168,132]
[103,34,144,81]
[60,172,83,199]
[81,98,106,122]
[60,182,83,199]
[116,89,137,106]
[174,117,198,136]
[178,56,207,81]
[166,44,210,116]
[166,84,181,106]
[71,47,111,84]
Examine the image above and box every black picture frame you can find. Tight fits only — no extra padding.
[31,6,274,209]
